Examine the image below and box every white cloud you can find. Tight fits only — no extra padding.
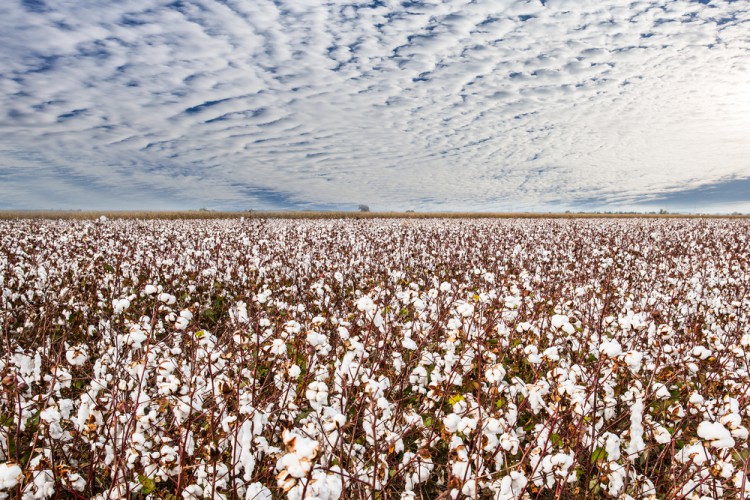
[0,0,749,211]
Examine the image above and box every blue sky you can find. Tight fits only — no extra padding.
[1,0,749,212]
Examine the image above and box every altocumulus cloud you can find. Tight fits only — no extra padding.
[1,0,749,211]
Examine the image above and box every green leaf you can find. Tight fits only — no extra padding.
[104,263,115,273]
[550,433,562,447]
[590,447,607,463]
[448,394,465,406]
[0,413,13,427]
[138,475,156,495]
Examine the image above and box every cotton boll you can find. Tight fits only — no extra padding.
[601,432,621,461]
[461,479,476,497]
[144,284,157,295]
[698,421,735,449]
[0,463,22,490]
[625,397,646,460]
[675,443,710,465]
[485,363,506,385]
[158,293,176,305]
[605,463,627,497]
[494,471,527,500]
[337,326,350,340]
[112,298,130,314]
[599,339,622,357]
[245,482,272,500]
[542,346,560,361]
[182,484,203,499]
[64,472,86,492]
[688,393,705,408]
[305,381,329,411]
[624,350,643,372]
[691,346,712,360]
[65,344,88,366]
[524,345,542,365]
[733,471,748,490]
[270,339,287,357]
[730,426,749,440]
[288,365,302,379]
[28,469,55,499]
[652,424,672,444]
[651,383,671,400]
[550,314,569,330]
[456,302,474,318]
[720,413,741,430]
[356,296,375,313]
[402,336,418,350]
[443,413,461,433]
[306,331,329,352]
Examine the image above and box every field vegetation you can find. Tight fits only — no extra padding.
[1,218,749,499]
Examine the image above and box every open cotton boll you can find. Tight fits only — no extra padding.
[599,339,622,357]
[305,381,329,411]
[550,315,575,334]
[651,383,671,400]
[485,363,506,385]
[0,463,22,490]
[456,302,474,318]
[175,316,189,330]
[731,426,749,440]
[144,284,157,295]
[112,298,130,314]
[158,293,176,305]
[691,345,712,360]
[65,344,88,366]
[675,443,710,465]
[402,336,418,350]
[626,397,646,460]
[605,463,627,497]
[720,413,742,430]
[623,350,643,372]
[245,482,273,500]
[698,421,735,449]
[524,345,542,365]
[306,331,329,350]
[542,346,560,361]
[550,314,569,330]
[443,413,461,433]
[461,479,477,497]
[601,432,621,461]
[494,471,527,500]
[64,472,86,492]
[356,296,375,313]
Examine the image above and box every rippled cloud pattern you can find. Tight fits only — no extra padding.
[1,0,749,211]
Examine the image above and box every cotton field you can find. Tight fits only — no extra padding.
[1,218,750,499]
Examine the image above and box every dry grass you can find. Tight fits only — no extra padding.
[0,210,746,220]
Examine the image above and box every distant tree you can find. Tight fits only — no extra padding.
[659,209,669,215]
[358,204,370,212]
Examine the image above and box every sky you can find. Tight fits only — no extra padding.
[1,0,749,213]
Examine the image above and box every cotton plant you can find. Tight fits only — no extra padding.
[4,218,750,497]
